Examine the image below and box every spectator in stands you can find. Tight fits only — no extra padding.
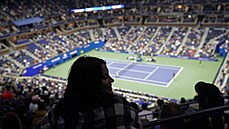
[15,90,25,101]
[180,97,186,104]
[186,95,199,113]
[29,95,39,113]
[160,102,185,129]
[1,85,14,100]
[186,81,227,129]
[23,86,34,109]
[49,92,59,107]
[139,103,154,123]
[154,99,164,118]
[179,97,189,113]
[195,81,223,109]
[60,56,141,129]
[40,89,50,108]
[155,99,164,112]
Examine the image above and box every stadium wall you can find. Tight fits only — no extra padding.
[21,40,105,76]
[98,49,218,61]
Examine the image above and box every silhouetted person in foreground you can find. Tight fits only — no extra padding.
[160,102,185,129]
[186,81,227,129]
[59,56,141,129]
[1,112,22,129]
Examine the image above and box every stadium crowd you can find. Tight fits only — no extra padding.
[0,0,229,128]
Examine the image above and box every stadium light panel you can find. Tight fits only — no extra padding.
[93,7,103,11]
[85,7,93,12]
[111,4,124,9]
[71,9,84,13]
[104,6,112,10]
[71,4,124,13]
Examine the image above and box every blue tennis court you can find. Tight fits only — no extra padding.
[106,60,183,87]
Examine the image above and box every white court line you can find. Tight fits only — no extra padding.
[109,66,151,74]
[112,75,168,87]
[144,67,159,80]
[103,58,132,64]
[105,58,182,87]
[107,61,114,66]
[175,67,183,78]
[104,58,181,69]
[165,67,184,87]
[115,74,168,84]
[115,61,134,76]
[157,67,180,71]
[134,63,180,70]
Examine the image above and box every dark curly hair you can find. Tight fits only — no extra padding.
[62,56,114,129]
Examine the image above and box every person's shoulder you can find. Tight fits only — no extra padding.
[112,93,129,103]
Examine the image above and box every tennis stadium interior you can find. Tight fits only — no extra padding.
[0,0,229,128]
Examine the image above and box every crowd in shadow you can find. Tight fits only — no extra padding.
[139,81,229,129]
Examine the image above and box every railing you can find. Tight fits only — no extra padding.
[139,101,198,119]
[143,104,229,128]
